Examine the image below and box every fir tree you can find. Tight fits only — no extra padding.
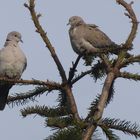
[2,0,140,139]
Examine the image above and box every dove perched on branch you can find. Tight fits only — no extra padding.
[67,16,121,65]
[0,31,27,110]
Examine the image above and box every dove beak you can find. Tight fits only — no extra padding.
[20,39,23,43]
[67,22,70,26]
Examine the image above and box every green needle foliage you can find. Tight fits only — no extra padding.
[7,86,48,106]
[45,127,83,140]
[87,81,115,119]
[83,55,96,66]
[21,105,68,118]
[87,94,101,120]
[46,127,101,140]
[57,90,68,108]
[100,118,140,139]
[45,116,74,129]
[90,61,106,82]
[101,126,120,140]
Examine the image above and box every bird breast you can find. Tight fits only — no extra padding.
[0,45,26,78]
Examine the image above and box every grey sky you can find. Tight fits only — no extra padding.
[0,0,140,140]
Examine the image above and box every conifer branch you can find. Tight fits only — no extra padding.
[100,126,120,140]
[72,61,107,85]
[25,0,80,121]
[83,72,115,140]
[21,105,68,117]
[119,72,140,81]
[7,86,49,106]
[121,55,140,67]
[45,127,83,140]
[0,77,61,87]
[100,118,140,138]
[46,116,73,129]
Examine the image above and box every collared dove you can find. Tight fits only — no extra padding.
[68,16,116,56]
[0,31,27,110]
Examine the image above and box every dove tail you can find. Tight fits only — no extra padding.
[0,85,12,110]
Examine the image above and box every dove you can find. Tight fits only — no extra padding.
[68,16,116,55]
[0,31,27,110]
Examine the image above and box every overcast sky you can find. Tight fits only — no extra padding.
[0,0,140,140]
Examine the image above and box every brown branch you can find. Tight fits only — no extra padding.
[95,73,114,113]
[83,72,115,140]
[25,0,81,121]
[1,77,80,120]
[83,2,139,138]
[24,0,67,82]
[62,84,81,121]
[118,71,140,81]
[0,77,61,88]
[120,55,140,67]
[126,55,140,63]
[114,0,139,72]
[116,0,138,49]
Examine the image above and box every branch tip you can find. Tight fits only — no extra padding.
[24,3,29,9]
[35,29,39,33]
[129,1,134,6]
[124,12,131,19]
[37,13,42,19]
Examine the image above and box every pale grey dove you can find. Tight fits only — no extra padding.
[68,16,116,55]
[0,31,27,110]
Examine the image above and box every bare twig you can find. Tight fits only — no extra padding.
[68,55,82,84]
[25,0,67,82]
[116,0,138,49]
[114,0,138,71]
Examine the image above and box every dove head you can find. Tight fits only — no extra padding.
[6,31,23,43]
[68,16,85,28]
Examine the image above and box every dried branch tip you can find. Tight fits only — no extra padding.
[124,12,131,19]
[35,29,39,33]
[129,1,134,6]
[37,13,42,19]
[24,3,29,9]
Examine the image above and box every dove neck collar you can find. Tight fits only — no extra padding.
[4,40,18,47]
